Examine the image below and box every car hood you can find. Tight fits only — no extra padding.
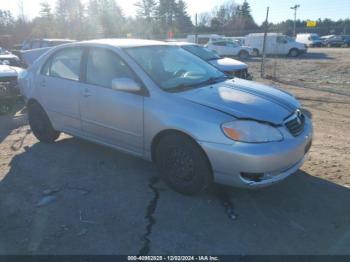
[0,54,19,60]
[0,65,21,78]
[209,57,248,71]
[178,78,300,125]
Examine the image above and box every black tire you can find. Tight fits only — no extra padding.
[238,50,249,60]
[0,101,13,115]
[289,48,299,57]
[155,134,212,195]
[252,49,259,57]
[28,102,60,143]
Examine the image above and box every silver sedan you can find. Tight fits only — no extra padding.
[19,39,313,195]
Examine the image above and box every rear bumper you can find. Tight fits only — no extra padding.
[199,117,313,188]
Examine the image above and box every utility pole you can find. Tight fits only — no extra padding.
[260,7,269,78]
[195,13,198,44]
[290,4,300,37]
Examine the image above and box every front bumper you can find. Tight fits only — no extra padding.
[199,117,313,188]
[227,69,252,80]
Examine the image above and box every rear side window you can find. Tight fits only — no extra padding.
[86,48,135,88]
[49,48,83,81]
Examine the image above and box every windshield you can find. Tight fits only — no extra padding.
[125,46,227,92]
[181,45,220,61]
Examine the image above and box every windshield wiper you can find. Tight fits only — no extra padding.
[206,57,220,61]
[196,75,229,86]
[167,75,229,93]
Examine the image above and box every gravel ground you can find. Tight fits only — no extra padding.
[0,48,349,255]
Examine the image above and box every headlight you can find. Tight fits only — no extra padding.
[222,120,283,143]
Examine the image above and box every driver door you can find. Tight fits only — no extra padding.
[79,47,144,155]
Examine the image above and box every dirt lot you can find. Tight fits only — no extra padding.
[0,48,350,255]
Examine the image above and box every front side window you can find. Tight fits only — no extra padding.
[86,48,136,88]
[226,41,239,48]
[277,36,287,44]
[125,46,226,92]
[49,48,83,81]
[213,41,226,46]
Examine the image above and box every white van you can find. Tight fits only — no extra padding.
[244,33,307,57]
[187,34,224,45]
[296,33,322,47]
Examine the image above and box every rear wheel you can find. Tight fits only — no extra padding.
[28,102,60,143]
[155,134,212,195]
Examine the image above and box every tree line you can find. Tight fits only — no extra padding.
[0,0,349,48]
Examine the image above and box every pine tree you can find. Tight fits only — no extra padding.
[174,0,193,34]
[39,1,52,19]
[135,0,157,21]
[238,0,252,17]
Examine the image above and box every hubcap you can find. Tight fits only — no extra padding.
[165,147,195,184]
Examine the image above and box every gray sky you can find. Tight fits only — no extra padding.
[0,0,349,25]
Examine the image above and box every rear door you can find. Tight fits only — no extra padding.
[79,47,144,155]
[38,47,84,133]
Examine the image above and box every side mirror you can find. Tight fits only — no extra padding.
[111,78,142,93]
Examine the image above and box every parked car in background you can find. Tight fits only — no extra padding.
[296,33,322,47]
[19,39,313,195]
[224,36,246,46]
[170,42,252,80]
[245,33,307,57]
[0,47,22,67]
[206,40,254,59]
[0,65,23,115]
[321,35,350,47]
[21,38,75,51]
[187,34,224,45]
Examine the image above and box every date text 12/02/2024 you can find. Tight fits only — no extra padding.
[127,256,220,261]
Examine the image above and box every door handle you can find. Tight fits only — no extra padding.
[83,89,91,97]
[40,80,46,87]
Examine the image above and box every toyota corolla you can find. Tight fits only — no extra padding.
[19,39,313,195]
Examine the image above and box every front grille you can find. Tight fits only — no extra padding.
[234,69,248,79]
[0,77,19,97]
[226,69,248,79]
[285,112,305,137]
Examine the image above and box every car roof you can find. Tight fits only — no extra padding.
[167,41,197,46]
[77,38,168,48]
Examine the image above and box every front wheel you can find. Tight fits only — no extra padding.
[289,49,299,57]
[28,102,60,143]
[155,134,213,195]
[238,50,249,60]
[252,49,259,57]
[0,101,13,115]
